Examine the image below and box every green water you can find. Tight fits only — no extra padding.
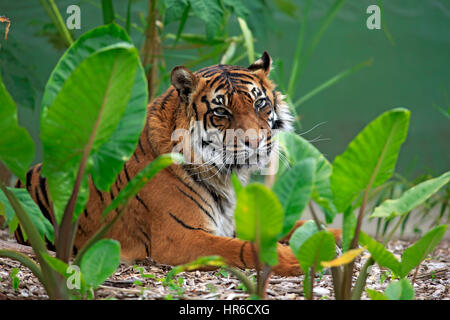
[1,0,448,177]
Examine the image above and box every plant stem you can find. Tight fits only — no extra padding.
[0,181,63,299]
[383,215,406,245]
[0,249,45,285]
[101,0,115,24]
[223,266,256,295]
[39,0,74,47]
[141,0,161,99]
[351,257,374,300]
[330,266,342,299]
[309,266,315,300]
[411,265,420,285]
[73,205,126,266]
[309,201,324,230]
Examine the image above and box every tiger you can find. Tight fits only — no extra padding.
[15,52,340,276]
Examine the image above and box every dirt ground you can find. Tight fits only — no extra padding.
[0,228,448,300]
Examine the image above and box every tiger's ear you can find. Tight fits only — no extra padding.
[248,51,271,76]
[171,66,198,103]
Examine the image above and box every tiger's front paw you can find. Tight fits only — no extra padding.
[272,243,302,276]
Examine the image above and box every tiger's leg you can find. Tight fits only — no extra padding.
[151,224,301,276]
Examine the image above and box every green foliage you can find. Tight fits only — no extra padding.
[189,0,223,40]
[371,171,450,220]
[41,42,141,223]
[384,279,415,300]
[399,225,447,278]
[288,220,318,255]
[0,23,172,300]
[276,132,336,222]
[273,159,315,237]
[341,207,356,252]
[358,231,402,275]
[235,183,284,266]
[368,279,414,300]
[359,225,448,279]
[290,228,335,299]
[41,24,148,195]
[80,239,121,289]
[331,109,410,212]
[0,72,34,182]
[10,268,20,291]
[0,187,54,242]
[291,230,335,274]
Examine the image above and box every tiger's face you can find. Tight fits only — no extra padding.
[171,52,293,176]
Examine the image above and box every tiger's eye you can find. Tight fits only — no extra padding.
[255,98,267,109]
[213,107,229,117]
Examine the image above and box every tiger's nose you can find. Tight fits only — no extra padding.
[244,136,261,149]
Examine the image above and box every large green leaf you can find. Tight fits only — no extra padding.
[371,171,450,220]
[276,132,336,222]
[0,71,34,182]
[331,109,410,212]
[234,183,284,266]
[273,158,315,237]
[0,187,54,242]
[222,0,249,18]
[384,279,415,300]
[342,206,357,252]
[190,0,223,40]
[289,220,318,255]
[291,230,335,273]
[41,23,148,193]
[163,0,189,25]
[358,231,401,275]
[41,45,139,224]
[80,239,120,289]
[399,225,448,278]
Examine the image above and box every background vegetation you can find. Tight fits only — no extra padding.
[1,0,449,177]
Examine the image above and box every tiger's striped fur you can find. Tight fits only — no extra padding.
[15,53,339,276]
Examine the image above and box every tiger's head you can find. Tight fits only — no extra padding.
[170,52,293,179]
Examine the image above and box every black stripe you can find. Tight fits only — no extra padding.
[160,89,174,110]
[133,152,140,163]
[83,209,89,218]
[124,163,131,182]
[138,139,146,155]
[176,186,216,225]
[135,194,149,211]
[96,188,105,202]
[173,175,214,211]
[208,75,222,88]
[137,225,151,256]
[34,188,52,222]
[39,176,49,206]
[192,103,199,121]
[114,180,121,194]
[168,212,210,233]
[26,167,34,191]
